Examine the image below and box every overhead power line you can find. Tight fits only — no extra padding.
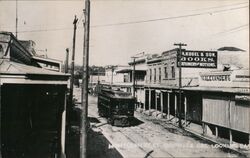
[91,5,248,28]
[1,1,247,30]
[17,27,73,33]
[189,1,248,11]
[213,24,249,36]
[13,5,248,33]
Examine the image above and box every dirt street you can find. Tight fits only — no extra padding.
[73,87,239,157]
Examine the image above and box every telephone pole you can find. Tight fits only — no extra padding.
[174,43,187,128]
[131,57,137,97]
[69,16,78,107]
[81,0,90,157]
[111,66,114,85]
[65,48,69,73]
[16,0,18,38]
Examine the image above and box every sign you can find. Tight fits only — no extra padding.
[177,50,217,68]
[235,95,250,101]
[201,74,230,81]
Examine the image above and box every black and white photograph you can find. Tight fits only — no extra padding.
[0,0,249,157]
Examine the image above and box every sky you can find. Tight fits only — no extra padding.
[0,0,249,66]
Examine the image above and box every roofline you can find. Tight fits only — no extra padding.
[32,56,62,63]
[8,32,33,57]
[0,71,70,77]
[128,58,146,65]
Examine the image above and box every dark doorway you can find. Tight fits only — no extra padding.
[177,93,185,119]
[145,90,149,110]
[1,84,66,158]
[169,93,175,116]
[186,92,202,124]
[156,93,161,111]
[151,90,156,109]
[162,92,168,114]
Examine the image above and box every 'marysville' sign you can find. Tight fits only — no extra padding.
[177,50,217,68]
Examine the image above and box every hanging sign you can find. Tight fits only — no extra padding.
[177,50,217,68]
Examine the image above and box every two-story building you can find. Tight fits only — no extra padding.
[143,47,250,145]
[144,48,213,119]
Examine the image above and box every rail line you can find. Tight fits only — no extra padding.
[138,113,248,157]
[116,126,175,158]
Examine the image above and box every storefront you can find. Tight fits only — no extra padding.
[184,69,250,144]
[0,31,69,157]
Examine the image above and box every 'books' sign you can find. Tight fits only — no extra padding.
[177,50,217,68]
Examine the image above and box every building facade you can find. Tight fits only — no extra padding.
[99,46,250,145]
[0,31,69,157]
[142,47,250,144]
[185,69,250,144]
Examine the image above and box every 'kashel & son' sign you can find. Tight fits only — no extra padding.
[177,50,217,68]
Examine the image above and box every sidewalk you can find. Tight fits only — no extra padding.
[136,108,250,157]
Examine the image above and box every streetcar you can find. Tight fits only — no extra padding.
[97,88,135,126]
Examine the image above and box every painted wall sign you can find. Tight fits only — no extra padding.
[199,69,249,88]
[235,95,250,101]
[177,50,217,68]
[201,75,231,81]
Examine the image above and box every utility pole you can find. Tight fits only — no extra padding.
[131,52,144,106]
[65,48,69,73]
[69,16,78,107]
[81,0,90,157]
[97,69,100,82]
[111,66,114,85]
[131,57,136,97]
[174,43,187,128]
[16,0,18,38]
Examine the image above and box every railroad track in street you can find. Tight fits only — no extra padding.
[87,95,247,158]
[137,112,248,157]
[92,117,173,157]
[115,126,175,158]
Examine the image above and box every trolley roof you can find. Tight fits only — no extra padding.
[100,88,135,99]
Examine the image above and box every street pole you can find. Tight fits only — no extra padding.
[174,43,187,128]
[132,57,136,97]
[111,66,114,85]
[16,0,18,38]
[69,16,78,107]
[97,70,100,82]
[65,48,69,73]
[81,0,90,157]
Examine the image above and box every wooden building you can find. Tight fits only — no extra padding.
[184,69,250,144]
[143,47,250,144]
[0,32,69,157]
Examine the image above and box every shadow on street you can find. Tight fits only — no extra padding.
[66,117,123,158]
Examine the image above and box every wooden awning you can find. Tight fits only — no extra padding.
[0,59,69,85]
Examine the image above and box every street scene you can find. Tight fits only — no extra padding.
[0,0,249,158]
[74,88,242,158]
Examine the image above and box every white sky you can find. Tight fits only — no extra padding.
[0,0,249,66]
